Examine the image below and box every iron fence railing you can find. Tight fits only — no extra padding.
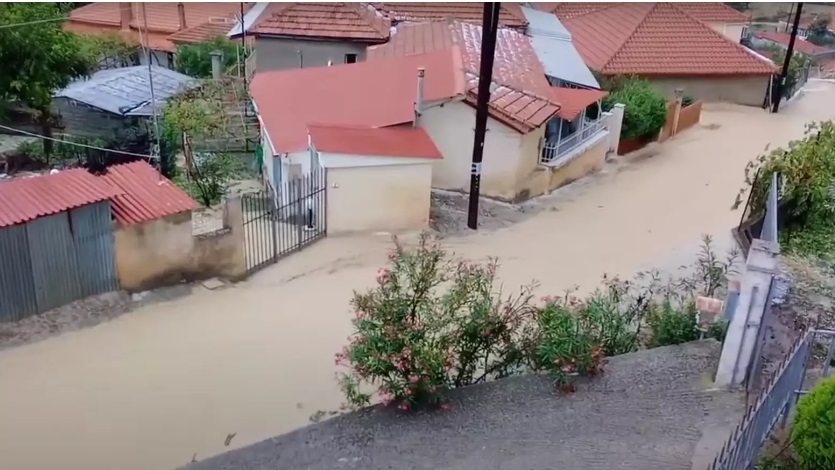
[540,119,607,165]
[708,334,810,470]
[707,329,835,470]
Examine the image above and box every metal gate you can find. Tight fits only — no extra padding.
[242,169,327,275]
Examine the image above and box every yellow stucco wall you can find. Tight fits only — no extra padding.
[421,102,533,201]
[649,75,770,107]
[326,163,433,234]
[114,199,246,291]
[518,134,609,198]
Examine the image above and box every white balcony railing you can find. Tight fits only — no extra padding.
[540,118,608,166]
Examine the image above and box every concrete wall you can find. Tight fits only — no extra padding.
[420,101,538,202]
[326,162,433,234]
[648,75,770,107]
[709,23,745,43]
[113,199,246,291]
[517,132,609,198]
[254,36,370,72]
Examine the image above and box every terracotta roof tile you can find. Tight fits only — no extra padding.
[674,2,750,23]
[251,49,466,154]
[544,2,749,23]
[66,3,249,52]
[308,125,443,159]
[68,2,247,34]
[561,3,777,76]
[551,86,608,120]
[0,169,122,228]
[754,30,833,56]
[368,21,561,133]
[249,2,390,41]
[373,3,527,28]
[97,161,199,225]
[168,18,238,45]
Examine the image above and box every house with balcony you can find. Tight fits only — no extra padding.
[367,20,616,201]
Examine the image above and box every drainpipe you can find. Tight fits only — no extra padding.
[414,67,425,127]
[177,2,187,30]
[210,50,223,79]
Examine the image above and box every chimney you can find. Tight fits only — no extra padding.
[119,2,132,31]
[177,3,187,31]
[414,67,425,127]
[210,50,223,79]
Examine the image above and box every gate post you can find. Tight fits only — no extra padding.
[716,239,780,388]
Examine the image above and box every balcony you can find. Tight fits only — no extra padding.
[540,118,609,166]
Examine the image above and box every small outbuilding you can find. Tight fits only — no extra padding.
[54,65,195,137]
[308,124,442,234]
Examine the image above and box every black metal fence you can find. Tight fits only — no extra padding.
[241,169,327,275]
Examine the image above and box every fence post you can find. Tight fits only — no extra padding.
[716,239,780,388]
[608,103,625,155]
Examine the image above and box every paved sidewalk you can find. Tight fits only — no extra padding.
[183,340,743,470]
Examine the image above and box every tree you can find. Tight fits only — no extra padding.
[807,17,834,46]
[0,3,94,156]
[175,36,243,79]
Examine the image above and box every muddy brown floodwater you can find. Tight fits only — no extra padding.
[1,83,834,470]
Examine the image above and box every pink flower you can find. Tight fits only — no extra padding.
[440,403,451,411]
[398,402,410,411]
[376,267,391,285]
[409,374,420,383]
[561,364,574,374]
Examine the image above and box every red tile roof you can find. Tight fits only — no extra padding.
[69,2,246,34]
[0,169,121,229]
[97,161,199,225]
[251,49,466,154]
[754,30,832,56]
[558,3,777,76]
[66,3,248,51]
[308,125,443,159]
[247,2,390,41]
[543,2,749,23]
[168,18,239,45]
[373,3,527,28]
[368,20,561,133]
[551,87,608,120]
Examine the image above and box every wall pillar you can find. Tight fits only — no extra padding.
[715,239,780,387]
[671,88,684,136]
[221,196,247,280]
[608,103,625,155]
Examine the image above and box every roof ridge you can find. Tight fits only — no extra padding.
[345,2,392,37]
[558,2,623,20]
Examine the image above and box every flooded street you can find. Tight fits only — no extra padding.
[1,83,834,470]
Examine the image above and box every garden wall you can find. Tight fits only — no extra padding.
[616,99,703,155]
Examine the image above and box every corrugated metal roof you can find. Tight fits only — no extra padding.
[0,169,122,229]
[97,161,200,225]
[56,66,196,116]
[521,6,600,89]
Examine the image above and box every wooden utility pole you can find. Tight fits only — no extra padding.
[773,2,804,113]
[467,3,501,230]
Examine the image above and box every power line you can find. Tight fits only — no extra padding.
[0,16,68,30]
[0,124,157,159]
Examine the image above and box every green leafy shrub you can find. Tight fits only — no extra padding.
[337,234,540,411]
[732,121,835,257]
[602,77,667,139]
[682,95,695,107]
[646,300,700,348]
[175,35,244,78]
[792,375,835,469]
[535,300,605,392]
